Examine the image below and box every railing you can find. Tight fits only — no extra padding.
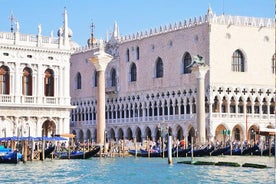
[72,111,275,128]
[0,94,70,106]
[0,31,62,49]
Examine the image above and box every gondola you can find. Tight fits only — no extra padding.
[41,146,56,160]
[0,146,22,164]
[241,145,259,155]
[210,146,230,156]
[171,147,190,157]
[223,147,242,155]
[252,146,275,156]
[128,147,163,157]
[57,145,100,159]
[187,146,214,157]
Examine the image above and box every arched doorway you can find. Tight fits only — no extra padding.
[86,129,91,141]
[176,125,184,141]
[232,125,243,141]
[145,127,152,140]
[248,125,258,143]
[109,128,116,141]
[215,124,227,143]
[135,127,142,142]
[126,128,133,140]
[188,127,195,144]
[117,128,124,140]
[42,120,56,137]
[79,129,84,143]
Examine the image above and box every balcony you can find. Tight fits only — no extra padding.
[0,94,70,107]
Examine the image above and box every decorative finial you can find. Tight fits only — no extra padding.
[38,24,42,35]
[15,21,20,32]
[90,21,95,47]
[9,11,16,33]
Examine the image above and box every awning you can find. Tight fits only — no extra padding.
[56,133,76,138]
[258,128,276,136]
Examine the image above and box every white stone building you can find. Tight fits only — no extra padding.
[70,8,275,145]
[0,9,75,138]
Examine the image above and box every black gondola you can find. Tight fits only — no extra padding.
[57,146,100,159]
[210,146,230,156]
[242,145,259,155]
[187,146,214,157]
[40,146,55,160]
[128,148,163,157]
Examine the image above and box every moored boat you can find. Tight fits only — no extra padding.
[0,146,22,164]
[128,148,163,157]
[187,146,214,157]
[57,145,100,159]
[242,145,259,155]
[41,146,56,160]
[210,146,230,156]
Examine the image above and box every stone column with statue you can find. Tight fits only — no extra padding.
[187,55,209,146]
[89,40,113,145]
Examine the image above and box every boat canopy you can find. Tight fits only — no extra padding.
[258,128,276,136]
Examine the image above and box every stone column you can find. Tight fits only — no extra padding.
[89,40,113,145]
[189,56,209,146]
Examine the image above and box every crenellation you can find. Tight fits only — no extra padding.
[118,12,273,43]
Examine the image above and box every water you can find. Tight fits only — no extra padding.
[0,156,275,184]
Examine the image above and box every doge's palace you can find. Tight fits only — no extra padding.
[70,8,275,145]
[0,9,76,138]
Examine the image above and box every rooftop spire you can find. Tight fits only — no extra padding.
[111,21,119,40]
[9,11,15,33]
[90,21,95,47]
[63,7,69,47]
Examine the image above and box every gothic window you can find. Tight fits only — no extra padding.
[254,98,260,114]
[230,97,236,113]
[212,96,219,112]
[221,96,227,113]
[183,52,192,74]
[234,128,240,141]
[111,68,116,87]
[192,98,196,113]
[94,70,98,87]
[238,97,244,113]
[186,98,190,114]
[22,67,32,96]
[44,68,54,96]
[155,57,163,78]
[272,54,276,74]
[232,49,245,72]
[136,46,140,60]
[0,65,10,94]
[180,99,184,114]
[246,97,252,113]
[269,98,275,114]
[262,98,268,114]
[126,48,130,62]
[76,72,81,89]
[205,97,209,113]
[130,63,137,82]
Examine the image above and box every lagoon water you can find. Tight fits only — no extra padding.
[0,156,275,184]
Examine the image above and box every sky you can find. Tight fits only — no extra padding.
[0,0,274,46]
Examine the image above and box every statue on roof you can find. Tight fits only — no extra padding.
[15,21,20,32]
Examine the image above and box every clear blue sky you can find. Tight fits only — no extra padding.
[0,0,274,46]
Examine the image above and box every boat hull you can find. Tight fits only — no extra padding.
[58,146,100,159]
